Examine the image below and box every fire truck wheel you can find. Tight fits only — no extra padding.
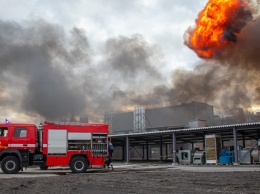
[70,156,88,173]
[39,164,49,170]
[1,156,20,174]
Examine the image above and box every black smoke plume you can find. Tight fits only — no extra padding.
[0,20,164,122]
[0,20,91,121]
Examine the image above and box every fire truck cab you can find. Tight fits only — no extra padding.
[0,121,109,174]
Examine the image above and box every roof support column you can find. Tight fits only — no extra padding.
[233,127,238,164]
[160,136,163,161]
[142,145,145,160]
[122,144,125,161]
[172,132,177,164]
[165,143,168,160]
[146,141,149,161]
[242,135,246,148]
[203,133,206,151]
[221,140,224,148]
[125,136,129,164]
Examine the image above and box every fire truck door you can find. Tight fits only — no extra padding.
[10,127,28,149]
[48,130,67,155]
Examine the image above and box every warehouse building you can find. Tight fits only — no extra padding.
[105,101,260,165]
[104,101,214,134]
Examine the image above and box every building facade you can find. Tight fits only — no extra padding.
[104,101,214,134]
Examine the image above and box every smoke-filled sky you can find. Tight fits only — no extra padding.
[0,0,260,123]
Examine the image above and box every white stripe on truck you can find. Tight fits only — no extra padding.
[8,144,36,147]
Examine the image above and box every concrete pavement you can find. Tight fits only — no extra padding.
[0,162,259,179]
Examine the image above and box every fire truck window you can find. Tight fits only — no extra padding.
[0,128,8,137]
[14,128,27,138]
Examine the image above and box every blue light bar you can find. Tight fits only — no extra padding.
[5,119,9,124]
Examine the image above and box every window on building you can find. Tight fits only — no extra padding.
[14,128,27,138]
[0,128,8,137]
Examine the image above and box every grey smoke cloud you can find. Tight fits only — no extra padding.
[87,34,165,115]
[2,8,260,123]
[0,20,90,120]
[0,20,165,122]
[106,35,162,79]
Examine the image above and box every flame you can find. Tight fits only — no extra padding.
[247,105,260,113]
[121,105,136,112]
[187,0,251,58]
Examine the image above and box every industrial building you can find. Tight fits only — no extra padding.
[104,101,214,134]
[110,123,260,165]
[105,101,260,165]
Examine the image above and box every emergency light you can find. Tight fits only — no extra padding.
[5,118,9,124]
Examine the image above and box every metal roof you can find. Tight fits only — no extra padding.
[110,122,260,145]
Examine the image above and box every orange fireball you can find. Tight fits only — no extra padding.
[188,0,252,58]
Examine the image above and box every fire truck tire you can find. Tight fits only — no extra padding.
[39,164,49,170]
[70,156,88,173]
[1,156,20,174]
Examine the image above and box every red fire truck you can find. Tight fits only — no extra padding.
[0,121,109,174]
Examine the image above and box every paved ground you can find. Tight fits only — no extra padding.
[1,162,260,179]
[0,162,259,193]
[115,162,260,172]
